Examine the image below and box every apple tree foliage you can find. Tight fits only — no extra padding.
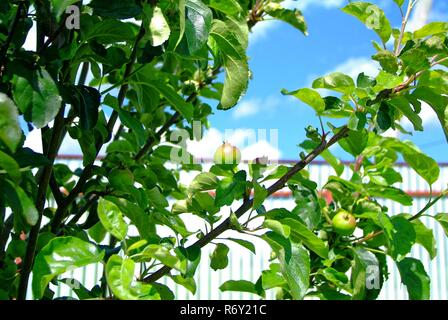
[0,0,447,300]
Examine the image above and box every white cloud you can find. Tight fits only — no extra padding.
[187,128,281,163]
[250,20,281,44]
[382,128,400,138]
[330,57,380,79]
[407,0,433,32]
[283,0,345,10]
[232,96,280,119]
[241,140,280,161]
[418,102,438,127]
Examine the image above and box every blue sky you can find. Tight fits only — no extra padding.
[204,0,448,163]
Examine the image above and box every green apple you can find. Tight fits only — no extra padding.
[332,210,357,236]
[213,142,241,165]
[108,168,134,191]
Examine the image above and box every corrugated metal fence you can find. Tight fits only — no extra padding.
[36,159,448,300]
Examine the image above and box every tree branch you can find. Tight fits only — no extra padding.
[394,0,414,56]
[50,25,146,233]
[141,126,350,283]
[17,106,66,300]
[0,1,27,73]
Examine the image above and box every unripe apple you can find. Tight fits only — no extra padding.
[332,210,357,236]
[213,142,241,165]
[108,168,134,191]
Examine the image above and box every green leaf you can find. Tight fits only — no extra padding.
[397,258,430,300]
[209,19,249,110]
[281,218,328,259]
[412,219,437,260]
[388,96,423,131]
[387,216,416,260]
[208,0,242,15]
[412,87,448,142]
[106,140,135,154]
[262,231,292,262]
[253,182,268,210]
[227,238,256,254]
[225,16,249,50]
[50,0,79,22]
[434,213,448,237]
[151,283,175,300]
[82,19,136,44]
[210,243,229,271]
[131,69,194,120]
[180,0,213,54]
[372,50,398,74]
[339,128,368,156]
[219,280,260,295]
[0,93,21,152]
[281,88,325,113]
[262,269,286,290]
[290,184,322,230]
[214,171,247,207]
[278,243,310,300]
[229,211,242,231]
[377,101,393,131]
[413,22,448,39]
[382,138,440,186]
[170,275,197,294]
[117,109,146,145]
[400,48,431,75]
[140,244,180,270]
[312,72,355,95]
[88,222,107,243]
[264,5,307,35]
[89,0,142,19]
[106,196,156,241]
[12,69,62,129]
[393,0,405,7]
[106,255,160,300]
[97,198,128,241]
[0,151,21,183]
[263,219,291,238]
[374,70,404,91]
[146,187,169,208]
[351,247,380,300]
[3,180,38,226]
[320,267,349,289]
[189,172,219,193]
[176,245,201,278]
[32,237,104,299]
[342,2,392,44]
[143,5,170,47]
[59,278,97,300]
[127,240,148,253]
[366,185,413,206]
[321,149,345,176]
[69,86,100,130]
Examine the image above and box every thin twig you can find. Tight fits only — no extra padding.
[0,1,26,73]
[394,0,415,56]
